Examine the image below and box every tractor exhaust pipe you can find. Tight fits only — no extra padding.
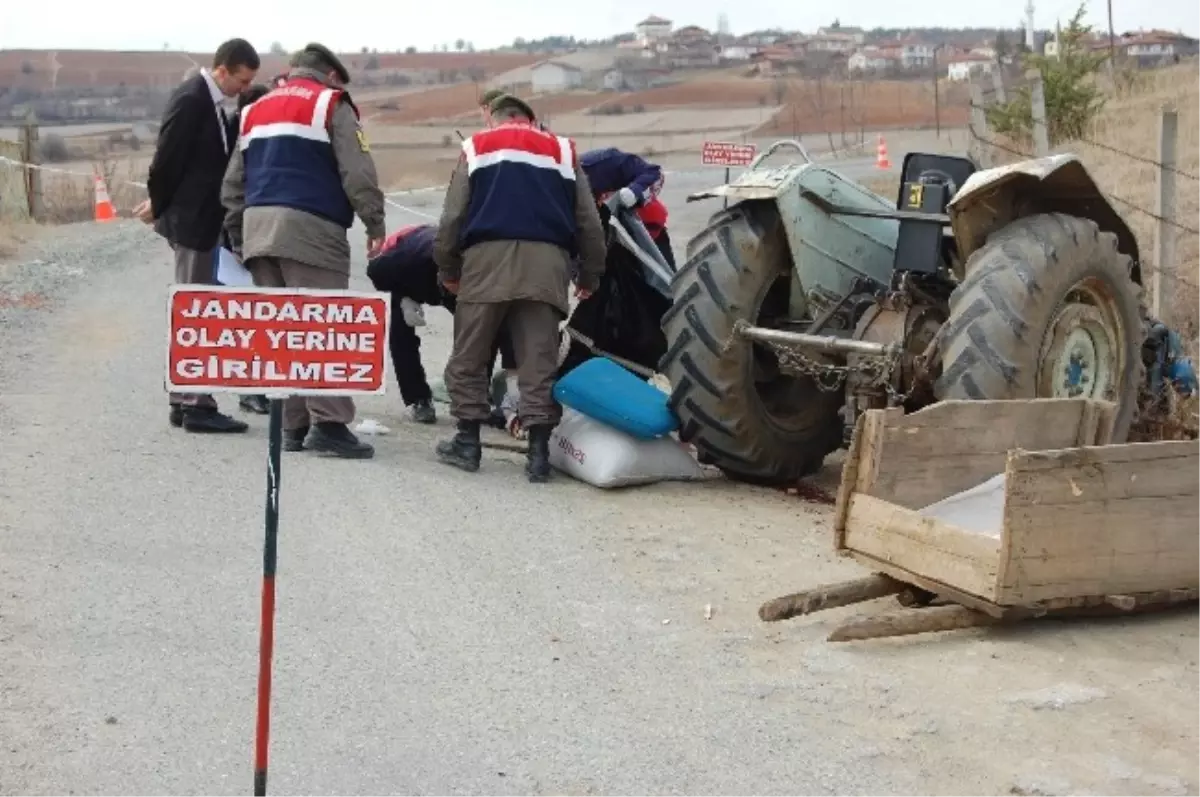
[734,320,900,357]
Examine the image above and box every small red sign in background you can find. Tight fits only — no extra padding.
[701,141,758,166]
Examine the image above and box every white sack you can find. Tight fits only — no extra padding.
[549,408,704,489]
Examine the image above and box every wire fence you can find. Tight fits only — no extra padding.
[965,91,1200,293]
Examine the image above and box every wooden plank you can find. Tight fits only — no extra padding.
[853,407,896,495]
[833,413,865,551]
[1077,400,1100,446]
[995,440,1200,604]
[758,574,905,622]
[843,494,1001,601]
[1004,499,1200,557]
[1006,447,1198,507]
[1003,440,1198,473]
[855,399,1107,509]
[828,604,1001,642]
[847,552,1013,617]
[1095,402,1118,445]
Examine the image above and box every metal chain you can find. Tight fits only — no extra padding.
[762,341,911,406]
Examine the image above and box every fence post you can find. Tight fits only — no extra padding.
[19,109,42,221]
[1151,104,1178,322]
[968,81,993,168]
[1027,68,1050,156]
[989,62,1007,103]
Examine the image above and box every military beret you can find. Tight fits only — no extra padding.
[479,88,505,106]
[489,93,536,121]
[297,42,351,84]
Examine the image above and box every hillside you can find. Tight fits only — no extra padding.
[0,48,537,91]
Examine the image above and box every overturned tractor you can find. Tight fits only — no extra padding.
[660,141,1196,486]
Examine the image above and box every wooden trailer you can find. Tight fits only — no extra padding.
[760,398,1200,641]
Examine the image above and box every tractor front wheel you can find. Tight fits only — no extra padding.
[935,213,1144,439]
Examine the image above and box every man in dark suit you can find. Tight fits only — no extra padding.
[138,38,260,433]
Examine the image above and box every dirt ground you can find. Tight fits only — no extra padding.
[365,73,972,134]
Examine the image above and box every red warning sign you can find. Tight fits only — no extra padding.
[701,141,758,166]
[165,286,390,396]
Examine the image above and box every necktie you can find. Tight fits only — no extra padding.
[218,105,229,154]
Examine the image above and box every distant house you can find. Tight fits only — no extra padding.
[740,30,786,47]
[848,48,896,73]
[662,45,720,69]
[808,33,859,54]
[530,61,583,93]
[817,26,866,45]
[1121,31,1199,64]
[635,15,673,46]
[753,46,806,75]
[898,40,936,69]
[719,44,757,61]
[673,25,714,47]
[946,54,994,81]
[602,66,669,91]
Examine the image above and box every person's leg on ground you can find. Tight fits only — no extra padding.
[169,245,249,433]
[278,259,373,459]
[507,300,565,483]
[438,301,508,472]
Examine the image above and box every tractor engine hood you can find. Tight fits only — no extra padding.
[685,164,813,203]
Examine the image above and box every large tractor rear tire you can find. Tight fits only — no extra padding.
[659,204,844,485]
[935,213,1144,439]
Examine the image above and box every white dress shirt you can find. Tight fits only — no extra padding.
[199,67,229,154]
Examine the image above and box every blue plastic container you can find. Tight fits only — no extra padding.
[553,357,679,440]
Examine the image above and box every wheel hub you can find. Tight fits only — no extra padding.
[1039,301,1118,402]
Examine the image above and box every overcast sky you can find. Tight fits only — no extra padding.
[1,0,1197,52]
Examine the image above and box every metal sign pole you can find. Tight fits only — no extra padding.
[253,397,284,796]
[723,166,730,209]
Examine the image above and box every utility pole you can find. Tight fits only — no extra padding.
[1106,0,1117,83]
[932,45,942,138]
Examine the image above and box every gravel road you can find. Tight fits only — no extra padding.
[1,161,1196,796]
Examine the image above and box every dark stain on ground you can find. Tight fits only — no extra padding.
[784,481,836,505]
[0,293,48,310]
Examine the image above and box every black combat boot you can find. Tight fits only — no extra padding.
[305,422,375,459]
[409,399,437,425]
[283,426,308,452]
[239,394,271,415]
[435,419,482,472]
[524,424,553,483]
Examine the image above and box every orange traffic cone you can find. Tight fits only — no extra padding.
[93,171,116,222]
[875,134,892,170]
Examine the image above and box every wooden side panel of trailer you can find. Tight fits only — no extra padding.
[995,441,1200,604]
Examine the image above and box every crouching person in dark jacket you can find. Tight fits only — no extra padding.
[366,223,517,425]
